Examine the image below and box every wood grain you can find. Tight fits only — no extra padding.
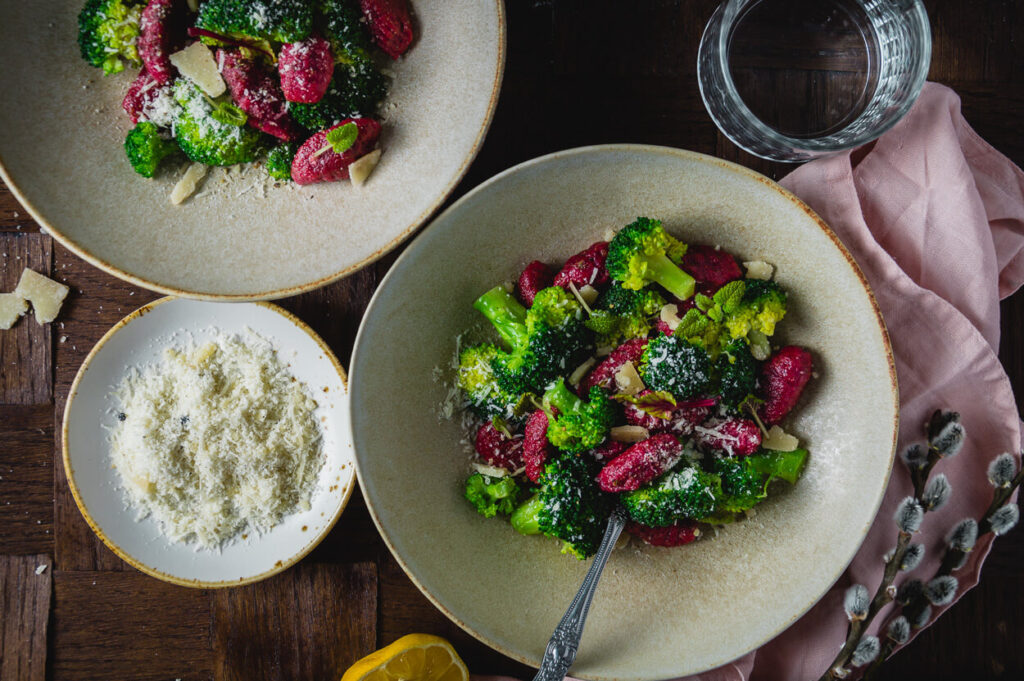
[51,571,214,681]
[51,242,158,572]
[0,405,53,555]
[0,554,51,681]
[0,233,52,404]
[212,562,376,681]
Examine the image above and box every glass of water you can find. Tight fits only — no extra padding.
[698,0,931,162]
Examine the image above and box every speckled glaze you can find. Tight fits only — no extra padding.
[0,1,505,299]
[349,146,898,681]
[63,298,355,587]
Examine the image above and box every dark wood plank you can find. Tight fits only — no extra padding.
[52,571,214,681]
[0,554,51,681]
[0,404,53,554]
[51,242,158,572]
[212,562,376,681]
[0,185,39,232]
[0,233,52,404]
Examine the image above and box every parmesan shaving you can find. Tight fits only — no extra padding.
[762,425,800,451]
[170,163,208,204]
[472,462,510,478]
[13,269,69,324]
[743,261,774,281]
[0,293,28,329]
[577,285,600,306]
[109,330,324,549]
[349,149,382,186]
[614,361,644,395]
[169,42,226,97]
[659,303,681,331]
[610,425,649,443]
[568,357,597,387]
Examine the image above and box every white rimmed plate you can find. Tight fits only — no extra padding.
[63,297,354,587]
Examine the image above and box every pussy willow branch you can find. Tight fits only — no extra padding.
[818,446,942,681]
[863,466,1024,679]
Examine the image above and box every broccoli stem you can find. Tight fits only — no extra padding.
[644,253,696,300]
[511,495,543,535]
[543,378,582,415]
[474,287,529,349]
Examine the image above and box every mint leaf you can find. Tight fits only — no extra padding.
[326,122,359,154]
[713,280,746,313]
[694,294,714,312]
[210,101,247,127]
[707,305,724,323]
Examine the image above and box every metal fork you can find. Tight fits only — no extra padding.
[531,505,628,681]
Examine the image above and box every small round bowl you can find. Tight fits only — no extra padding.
[350,145,898,680]
[63,298,354,587]
[0,1,504,299]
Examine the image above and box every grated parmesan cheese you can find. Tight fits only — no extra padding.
[109,330,324,549]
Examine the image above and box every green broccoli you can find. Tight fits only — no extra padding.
[317,0,372,60]
[510,455,612,559]
[620,466,723,527]
[288,61,388,131]
[472,286,591,396]
[723,279,788,340]
[541,378,617,453]
[585,284,665,345]
[464,473,520,518]
[457,344,519,417]
[173,81,268,166]
[715,339,758,411]
[124,122,178,178]
[196,0,314,44]
[77,0,144,75]
[639,334,712,399]
[605,217,695,300]
[710,449,809,517]
[265,141,298,180]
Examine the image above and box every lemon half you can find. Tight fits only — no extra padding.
[341,634,469,681]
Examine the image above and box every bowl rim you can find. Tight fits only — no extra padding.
[0,0,507,302]
[61,296,354,588]
[349,143,899,680]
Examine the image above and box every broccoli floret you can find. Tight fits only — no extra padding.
[473,286,591,396]
[711,449,810,517]
[265,141,298,180]
[621,466,722,527]
[585,284,665,344]
[77,0,144,75]
[124,122,178,178]
[541,378,617,453]
[196,0,314,43]
[639,334,712,399]
[317,0,372,60]
[715,339,757,411]
[464,473,520,518]
[606,217,695,300]
[511,455,612,559]
[173,81,269,166]
[723,280,788,340]
[289,61,388,131]
[457,344,519,417]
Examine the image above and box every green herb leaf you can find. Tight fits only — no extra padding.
[694,294,714,312]
[491,416,513,439]
[325,122,359,154]
[713,280,746,313]
[210,101,248,126]
[612,390,677,419]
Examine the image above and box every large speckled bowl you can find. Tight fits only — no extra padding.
[0,1,504,299]
[350,146,898,680]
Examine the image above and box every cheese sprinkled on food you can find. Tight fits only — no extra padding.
[110,330,324,549]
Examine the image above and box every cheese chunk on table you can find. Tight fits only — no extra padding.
[0,292,27,329]
[13,268,69,324]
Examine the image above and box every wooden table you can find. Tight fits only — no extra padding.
[2,2,1022,679]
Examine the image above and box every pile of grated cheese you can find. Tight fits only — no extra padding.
[109,330,324,549]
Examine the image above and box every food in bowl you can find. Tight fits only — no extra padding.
[109,328,325,548]
[454,217,813,559]
[76,0,413,194]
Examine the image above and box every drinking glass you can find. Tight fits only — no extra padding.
[698,0,931,162]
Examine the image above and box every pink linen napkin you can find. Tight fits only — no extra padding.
[476,82,1024,681]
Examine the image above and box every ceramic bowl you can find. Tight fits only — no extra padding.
[0,1,504,299]
[350,145,898,680]
[63,298,354,587]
